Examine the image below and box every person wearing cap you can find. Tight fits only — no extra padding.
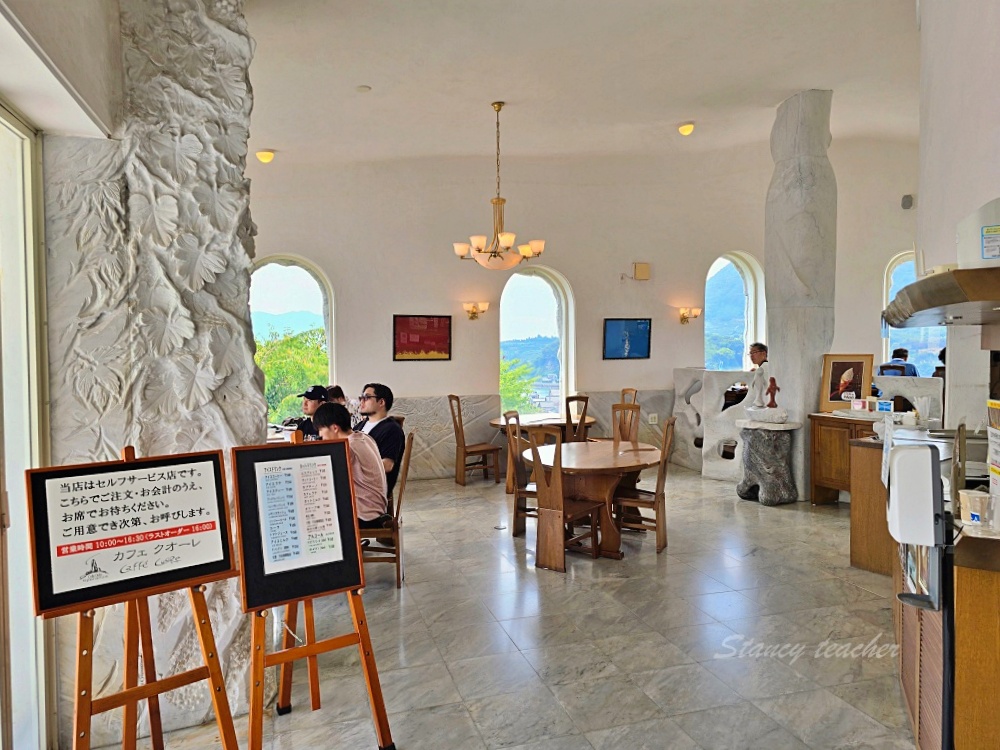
[281,384,327,438]
[313,403,388,527]
[354,383,405,498]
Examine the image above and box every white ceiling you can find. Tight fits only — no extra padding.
[244,0,920,165]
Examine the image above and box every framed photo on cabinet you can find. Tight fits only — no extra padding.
[820,353,874,412]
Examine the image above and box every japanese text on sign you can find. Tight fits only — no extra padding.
[254,456,344,575]
[46,461,225,594]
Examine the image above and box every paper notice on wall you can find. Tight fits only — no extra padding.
[255,455,344,575]
[47,460,225,594]
[988,400,1000,504]
[982,225,1000,259]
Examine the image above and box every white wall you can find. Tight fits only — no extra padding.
[1,0,122,134]
[918,0,1000,268]
[248,136,917,399]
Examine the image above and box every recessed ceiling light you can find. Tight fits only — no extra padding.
[356,85,372,93]
[255,150,275,164]
[678,122,695,136]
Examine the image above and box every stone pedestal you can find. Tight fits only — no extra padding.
[735,421,802,506]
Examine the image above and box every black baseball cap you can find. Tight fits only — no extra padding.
[296,385,328,401]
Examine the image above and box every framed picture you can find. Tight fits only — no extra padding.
[820,353,874,412]
[603,318,652,360]
[393,315,452,361]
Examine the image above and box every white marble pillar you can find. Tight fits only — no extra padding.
[764,90,837,499]
[46,1,263,745]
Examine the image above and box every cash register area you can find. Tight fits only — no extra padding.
[153,470,914,750]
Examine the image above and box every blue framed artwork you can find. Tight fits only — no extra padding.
[602,318,651,360]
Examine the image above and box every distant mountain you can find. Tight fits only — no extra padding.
[501,336,560,381]
[251,311,324,338]
[704,263,748,370]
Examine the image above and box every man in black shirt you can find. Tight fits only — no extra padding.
[354,382,406,497]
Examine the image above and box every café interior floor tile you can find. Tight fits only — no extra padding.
[146,470,913,750]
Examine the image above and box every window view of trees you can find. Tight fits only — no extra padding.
[249,263,330,423]
[886,258,946,376]
[500,274,562,413]
[704,258,748,370]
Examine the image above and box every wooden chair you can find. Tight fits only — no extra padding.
[614,417,675,552]
[361,431,414,588]
[448,394,501,485]
[620,388,638,405]
[503,410,538,536]
[529,426,604,572]
[564,395,590,442]
[611,402,640,442]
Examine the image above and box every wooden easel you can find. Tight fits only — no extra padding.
[71,447,238,750]
[248,591,394,750]
[246,431,394,749]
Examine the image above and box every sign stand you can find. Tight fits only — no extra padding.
[248,591,393,749]
[67,447,238,750]
[235,432,394,750]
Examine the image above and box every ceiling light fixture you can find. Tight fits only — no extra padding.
[677,122,695,136]
[255,149,276,164]
[453,102,545,270]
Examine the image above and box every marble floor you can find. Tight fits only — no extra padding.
[156,468,914,750]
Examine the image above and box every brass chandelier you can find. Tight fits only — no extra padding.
[453,102,545,270]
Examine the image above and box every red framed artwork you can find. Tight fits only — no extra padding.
[393,315,452,361]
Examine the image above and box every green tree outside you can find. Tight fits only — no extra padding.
[500,358,540,413]
[254,327,329,423]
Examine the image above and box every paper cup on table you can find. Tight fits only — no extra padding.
[959,489,990,525]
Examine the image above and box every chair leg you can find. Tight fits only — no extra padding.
[493,450,500,483]
[512,494,527,537]
[590,510,600,559]
[655,496,667,553]
[395,530,403,588]
[536,508,566,572]
[455,449,466,486]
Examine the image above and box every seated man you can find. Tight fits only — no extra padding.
[354,383,406,498]
[313,402,388,527]
[281,385,327,438]
[879,348,919,376]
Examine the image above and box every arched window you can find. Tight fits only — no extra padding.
[499,266,575,413]
[883,252,946,376]
[249,257,333,424]
[704,252,766,370]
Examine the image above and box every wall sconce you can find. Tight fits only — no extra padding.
[679,307,702,325]
[462,302,490,320]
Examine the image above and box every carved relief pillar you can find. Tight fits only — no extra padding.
[764,90,837,501]
[45,1,264,744]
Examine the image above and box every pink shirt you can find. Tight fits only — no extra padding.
[347,432,388,520]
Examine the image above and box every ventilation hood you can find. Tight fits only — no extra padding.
[882,267,1000,328]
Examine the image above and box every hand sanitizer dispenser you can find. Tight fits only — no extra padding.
[887,444,946,610]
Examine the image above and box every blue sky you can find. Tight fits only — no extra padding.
[249,264,324,315]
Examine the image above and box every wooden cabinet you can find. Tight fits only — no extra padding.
[848,439,895,575]
[893,537,1000,748]
[808,413,878,504]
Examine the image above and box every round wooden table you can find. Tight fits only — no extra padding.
[524,441,661,560]
[490,413,597,493]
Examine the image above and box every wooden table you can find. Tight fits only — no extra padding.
[524,441,661,560]
[491,413,597,493]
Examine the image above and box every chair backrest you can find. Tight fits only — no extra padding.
[503,410,531,488]
[392,432,415,521]
[611,403,640,442]
[528,425,563,510]
[564,395,590,442]
[654,418,676,497]
[447,394,466,446]
[878,364,906,376]
[620,388,638,405]
[390,415,406,428]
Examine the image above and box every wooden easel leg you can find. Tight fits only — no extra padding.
[74,611,95,750]
[348,591,395,750]
[135,598,164,750]
[303,598,321,710]
[188,586,239,750]
[248,610,268,750]
[276,601,298,714]
[122,600,140,750]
